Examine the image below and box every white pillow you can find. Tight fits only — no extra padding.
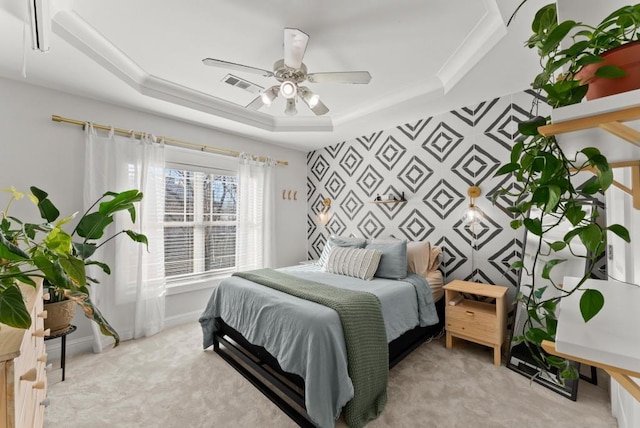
[318,235,366,268]
[325,247,382,281]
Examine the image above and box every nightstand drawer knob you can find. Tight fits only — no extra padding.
[37,353,48,363]
[38,310,48,319]
[465,311,475,316]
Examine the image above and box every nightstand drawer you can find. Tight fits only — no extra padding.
[447,302,498,342]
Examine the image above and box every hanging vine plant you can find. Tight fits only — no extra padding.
[495,3,638,379]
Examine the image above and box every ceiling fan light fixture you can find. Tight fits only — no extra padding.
[307,93,320,108]
[280,80,297,99]
[284,98,297,116]
[260,87,277,106]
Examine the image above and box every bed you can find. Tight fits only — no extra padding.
[200,238,445,428]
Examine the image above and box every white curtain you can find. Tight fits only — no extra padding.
[236,154,276,271]
[84,125,166,352]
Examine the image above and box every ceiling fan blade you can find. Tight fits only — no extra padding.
[299,86,329,116]
[307,71,372,84]
[283,28,309,69]
[246,85,279,110]
[202,58,274,78]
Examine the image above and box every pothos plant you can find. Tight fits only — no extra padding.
[494,3,637,380]
[0,186,147,346]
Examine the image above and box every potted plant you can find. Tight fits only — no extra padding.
[495,3,637,380]
[0,186,147,346]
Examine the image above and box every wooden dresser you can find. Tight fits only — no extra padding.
[0,279,49,428]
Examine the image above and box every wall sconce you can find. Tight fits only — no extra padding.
[461,186,484,225]
[317,198,331,225]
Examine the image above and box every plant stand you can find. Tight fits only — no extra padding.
[44,325,76,382]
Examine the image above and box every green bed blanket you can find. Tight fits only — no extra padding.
[233,268,388,428]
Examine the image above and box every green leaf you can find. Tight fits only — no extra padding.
[33,253,76,290]
[595,64,627,78]
[534,286,548,299]
[608,224,631,242]
[75,212,113,240]
[518,116,547,136]
[580,289,604,322]
[565,204,586,226]
[542,259,566,279]
[545,315,558,336]
[511,141,524,163]
[59,255,87,286]
[98,190,143,219]
[579,223,603,253]
[65,290,120,346]
[125,230,149,250]
[0,285,31,329]
[524,218,543,236]
[72,242,97,259]
[510,219,523,230]
[30,186,60,223]
[581,179,602,195]
[0,232,29,261]
[525,327,552,345]
[544,185,562,212]
[494,163,520,176]
[54,212,77,228]
[541,20,578,56]
[548,240,567,251]
[558,40,590,56]
[510,260,524,270]
[44,228,73,255]
[85,260,111,275]
[29,186,48,201]
[576,55,605,68]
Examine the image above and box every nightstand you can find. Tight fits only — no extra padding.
[444,280,508,366]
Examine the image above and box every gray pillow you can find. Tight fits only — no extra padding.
[325,247,382,281]
[365,239,408,279]
[318,235,367,269]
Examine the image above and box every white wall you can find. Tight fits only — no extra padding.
[0,76,308,358]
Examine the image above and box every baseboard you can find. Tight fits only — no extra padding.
[164,310,202,329]
[45,311,201,362]
[45,335,94,362]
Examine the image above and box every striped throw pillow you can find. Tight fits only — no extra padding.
[325,247,383,281]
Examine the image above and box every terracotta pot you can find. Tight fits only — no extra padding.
[44,299,76,335]
[577,40,640,100]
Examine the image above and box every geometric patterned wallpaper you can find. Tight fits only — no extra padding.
[307,89,551,302]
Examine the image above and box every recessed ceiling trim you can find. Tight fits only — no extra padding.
[50,9,333,133]
[436,0,507,93]
[332,78,444,127]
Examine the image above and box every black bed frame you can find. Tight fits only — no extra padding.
[211,297,446,427]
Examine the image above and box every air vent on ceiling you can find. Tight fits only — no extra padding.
[222,74,264,94]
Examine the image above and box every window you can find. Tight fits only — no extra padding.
[164,167,238,279]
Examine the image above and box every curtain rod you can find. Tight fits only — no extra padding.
[51,115,289,166]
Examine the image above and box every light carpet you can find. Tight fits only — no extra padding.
[45,322,617,428]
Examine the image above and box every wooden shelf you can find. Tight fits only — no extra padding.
[371,199,407,204]
[542,340,640,402]
[538,104,640,209]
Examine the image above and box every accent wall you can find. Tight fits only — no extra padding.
[307,89,550,298]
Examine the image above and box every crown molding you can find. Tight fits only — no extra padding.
[436,0,507,93]
[51,10,332,133]
[49,4,506,134]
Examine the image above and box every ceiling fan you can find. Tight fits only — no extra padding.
[202,28,372,116]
